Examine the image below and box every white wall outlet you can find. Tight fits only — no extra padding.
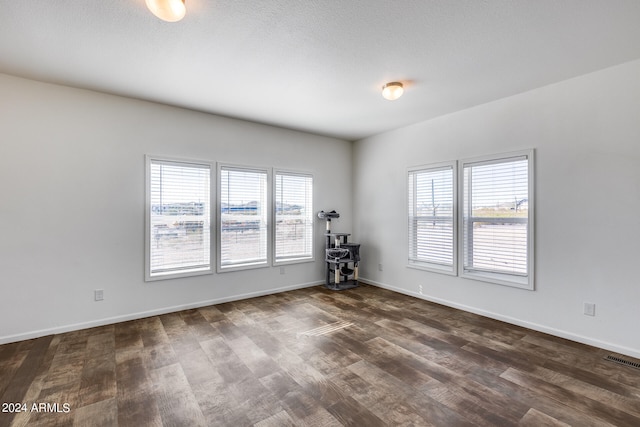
[280,266,285,275]
[419,285,423,295]
[94,289,104,301]
[378,263,383,271]
[584,302,595,316]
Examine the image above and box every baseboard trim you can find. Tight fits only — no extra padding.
[360,277,640,360]
[0,281,322,345]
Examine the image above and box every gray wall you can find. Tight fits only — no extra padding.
[0,74,353,343]
[353,59,640,358]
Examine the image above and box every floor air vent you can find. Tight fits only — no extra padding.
[604,355,640,370]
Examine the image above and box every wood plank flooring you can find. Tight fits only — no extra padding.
[1,284,639,426]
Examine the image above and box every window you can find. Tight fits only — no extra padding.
[145,156,212,281]
[275,172,313,264]
[408,162,456,274]
[218,165,269,271]
[460,150,534,289]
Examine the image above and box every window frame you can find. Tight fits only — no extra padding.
[273,169,315,266]
[407,161,458,275]
[145,155,214,282]
[458,149,535,290]
[217,163,271,273]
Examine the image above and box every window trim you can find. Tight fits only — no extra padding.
[145,155,214,282]
[458,149,535,290]
[407,161,458,275]
[216,163,271,273]
[273,169,315,266]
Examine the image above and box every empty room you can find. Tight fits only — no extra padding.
[1,1,640,426]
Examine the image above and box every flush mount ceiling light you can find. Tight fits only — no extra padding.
[382,82,404,101]
[146,0,186,22]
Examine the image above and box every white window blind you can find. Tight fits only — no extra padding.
[275,172,313,263]
[461,152,533,287]
[408,164,455,273]
[219,166,268,269]
[147,158,211,280]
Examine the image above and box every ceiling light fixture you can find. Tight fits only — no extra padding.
[146,0,186,22]
[382,82,404,101]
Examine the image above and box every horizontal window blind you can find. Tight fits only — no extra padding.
[462,156,529,276]
[408,165,455,271]
[148,159,211,278]
[275,172,313,262]
[220,166,268,268]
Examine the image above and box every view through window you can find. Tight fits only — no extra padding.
[408,164,455,273]
[147,158,211,279]
[219,166,268,269]
[275,172,313,263]
[461,152,532,288]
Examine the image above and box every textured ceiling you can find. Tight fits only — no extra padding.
[1,1,640,141]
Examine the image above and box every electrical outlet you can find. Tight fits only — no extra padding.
[94,289,104,301]
[378,263,383,271]
[419,285,423,295]
[280,266,285,275]
[584,302,595,316]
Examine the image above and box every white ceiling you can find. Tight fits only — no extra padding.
[1,1,640,141]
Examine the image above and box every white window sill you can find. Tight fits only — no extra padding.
[460,269,533,290]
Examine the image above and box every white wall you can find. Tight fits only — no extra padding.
[4,59,640,358]
[0,74,353,343]
[353,59,640,359]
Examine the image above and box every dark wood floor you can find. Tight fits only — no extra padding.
[1,284,639,427]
